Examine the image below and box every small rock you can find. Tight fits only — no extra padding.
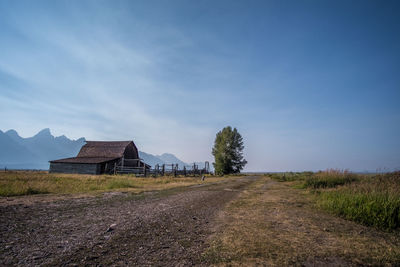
[106,223,117,232]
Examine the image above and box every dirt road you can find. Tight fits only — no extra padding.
[2,175,399,266]
[0,176,258,266]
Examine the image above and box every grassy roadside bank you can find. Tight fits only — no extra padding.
[202,176,400,265]
[269,170,400,230]
[0,171,223,197]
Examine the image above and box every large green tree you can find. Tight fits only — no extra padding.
[212,126,247,175]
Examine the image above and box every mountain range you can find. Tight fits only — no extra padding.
[0,129,191,170]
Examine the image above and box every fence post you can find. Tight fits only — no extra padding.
[114,162,117,175]
[162,164,165,176]
[205,161,209,174]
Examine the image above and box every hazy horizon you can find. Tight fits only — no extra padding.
[1,0,399,172]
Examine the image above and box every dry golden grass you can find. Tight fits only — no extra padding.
[0,170,223,197]
[202,176,400,266]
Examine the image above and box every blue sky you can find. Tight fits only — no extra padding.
[0,0,399,171]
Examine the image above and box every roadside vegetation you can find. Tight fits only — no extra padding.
[0,171,221,197]
[265,171,313,182]
[203,176,400,265]
[268,170,400,230]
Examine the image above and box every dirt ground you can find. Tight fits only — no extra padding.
[0,176,256,266]
[1,175,399,266]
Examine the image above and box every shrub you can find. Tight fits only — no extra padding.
[304,169,357,189]
[268,172,313,182]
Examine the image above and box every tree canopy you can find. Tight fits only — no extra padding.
[212,126,247,175]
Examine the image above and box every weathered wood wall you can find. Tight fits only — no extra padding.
[49,163,100,174]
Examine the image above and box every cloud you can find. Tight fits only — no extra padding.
[1,0,399,171]
[0,5,218,163]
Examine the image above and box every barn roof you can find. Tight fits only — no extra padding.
[50,157,119,164]
[49,140,139,164]
[77,141,135,158]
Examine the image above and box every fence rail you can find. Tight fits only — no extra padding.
[113,160,210,177]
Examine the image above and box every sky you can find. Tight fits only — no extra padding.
[0,0,399,172]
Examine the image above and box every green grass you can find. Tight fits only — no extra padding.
[270,170,400,230]
[0,184,49,196]
[317,189,400,230]
[316,172,400,230]
[106,179,138,190]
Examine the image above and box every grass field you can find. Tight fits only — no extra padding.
[269,170,400,230]
[0,171,221,197]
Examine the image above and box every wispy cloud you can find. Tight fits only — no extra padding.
[0,3,220,162]
[1,0,399,170]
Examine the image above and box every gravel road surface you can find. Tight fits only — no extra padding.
[0,176,258,266]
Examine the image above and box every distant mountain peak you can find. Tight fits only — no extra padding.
[5,129,19,136]
[160,153,173,156]
[5,129,23,143]
[34,128,52,137]
[0,128,86,170]
[138,151,188,168]
[156,153,187,166]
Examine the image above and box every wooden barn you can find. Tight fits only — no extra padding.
[49,141,150,175]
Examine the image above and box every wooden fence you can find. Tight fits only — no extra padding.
[113,159,210,177]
